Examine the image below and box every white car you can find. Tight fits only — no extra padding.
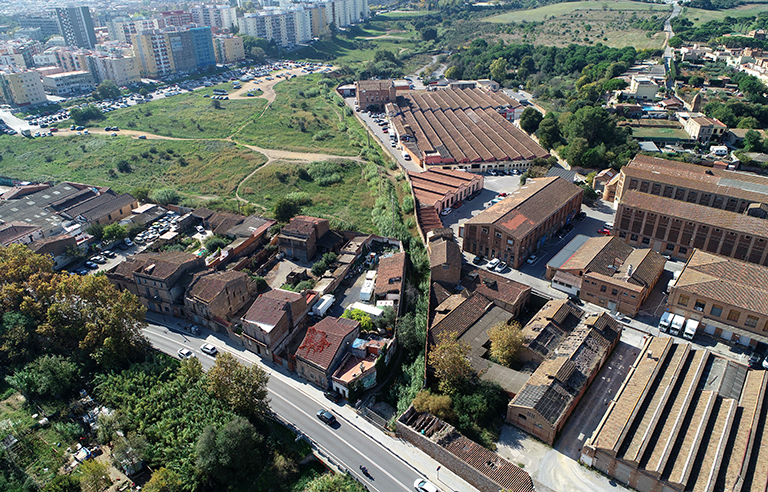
[196,225,206,234]
[494,261,507,273]
[177,348,195,359]
[200,343,218,356]
[486,258,500,270]
[526,255,538,265]
[440,208,452,216]
[413,479,441,492]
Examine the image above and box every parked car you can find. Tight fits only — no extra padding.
[597,228,612,235]
[84,261,99,269]
[451,201,462,209]
[138,135,147,139]
[200,343,218,356]
[526,254,538,265]
[177,348,195,360]
[316,409,336,425]
[414,479,441,492]
[472,254,485,265]
[568,295,584,306]
[439,208,452,216]
[494,261,507,273]
[102,250,116,258]
[486,258,500,270]
[124,238,135,247]
[90,255,106,264]
[196,225,206,234]
[748,352,765,369]
[324,390,342,403]
[576,211,587,221]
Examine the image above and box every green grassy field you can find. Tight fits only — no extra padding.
[482,0,669,49]
[0,135,266,198]
[681,3,768,25]
[486,0,670,23]
[101,89,267,139]
[630,126,690,140]
[234,75,362,156]
[239,160,376,232]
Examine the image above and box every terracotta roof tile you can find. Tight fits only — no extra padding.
[675,249,768,314]
[187,270,248,303]
[295,316,359,371]
[375,252,406,296]
[461,268,531,308]
[429,292,491,345]
[466,177,583,239]
[620,190,768,237]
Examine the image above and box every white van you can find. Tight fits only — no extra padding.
[670,315,685,336]
[658,312,673,333]
[683,319,699,340]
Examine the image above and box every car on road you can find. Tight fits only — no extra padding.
[324,390,342,403]
[486,258,500,270]
[102,250,116,258]
[200,343,218,356]
[177,348,195,359]
[317,409,336,425]
[84,261,99,269]
[90,255,107,264]
[451,201,462,209]
[748,352,764,369]
[472,254,485,265]
[439,208,452,216]
[526,254,538,265]
[75,126,85,130]
[138,135,147,139]
[597,228,612,235]
[413,479,441,492]
[576,211,587,221]
[604,222,614,229]
[568,295,584,306]
[494,261,507,273]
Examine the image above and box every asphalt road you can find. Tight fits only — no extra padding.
[142,321,424,492]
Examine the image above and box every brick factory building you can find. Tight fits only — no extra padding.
[389,88,549,171]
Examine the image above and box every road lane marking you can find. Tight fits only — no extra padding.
[270,391,412,492]
[143,326,419,491]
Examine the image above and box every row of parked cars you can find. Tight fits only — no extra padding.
[132,211,180,245]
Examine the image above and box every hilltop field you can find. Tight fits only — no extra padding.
[482,0,671,49]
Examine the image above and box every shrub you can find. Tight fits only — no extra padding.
[312,130,333,141]
[204,234,231,252]
[150,188,179,205]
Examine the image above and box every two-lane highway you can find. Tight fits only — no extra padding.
[142,322,430,492]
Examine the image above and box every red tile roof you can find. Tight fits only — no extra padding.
[395,88,548,164]
[675,249,768,314]
[282,215,327,237]
[620,190,768,237]
[295,316,359,371]
[466,177,583,239]
[375,252,406,296]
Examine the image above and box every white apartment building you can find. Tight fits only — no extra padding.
[191,5,238,30]
[92,55,141,86]
[239,10,298,47]
[0,70,47,106]
[109,18,162,44]
[33,52,58,66]
[42,70,94,95]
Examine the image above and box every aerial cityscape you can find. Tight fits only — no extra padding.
[1,0,768,491]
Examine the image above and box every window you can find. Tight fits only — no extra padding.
[481,227,489,234]
[495,232,502,239]
[727,310,740,322]
[678,295,689,307]
[666,243,675,251]
[600,285,607,292]
[619,231,627,238]
[694,300,705,312]
[710,305,723,317]
[746,315,759,328]
[630,234,638,241]
[612,289,618,295]
[679,247,688,255]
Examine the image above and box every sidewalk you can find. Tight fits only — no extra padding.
[145,312,478,492]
